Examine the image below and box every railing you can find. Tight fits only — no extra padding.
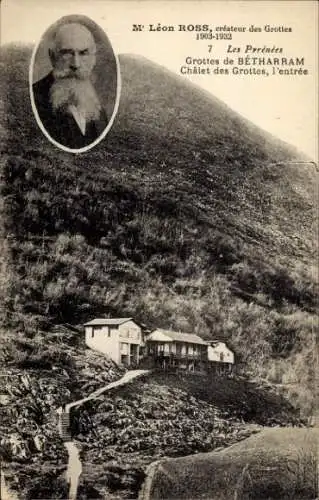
[152,352,204,360]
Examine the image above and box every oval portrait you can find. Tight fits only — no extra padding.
[30,15,120,153]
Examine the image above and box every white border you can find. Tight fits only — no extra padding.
[29,16,121,154]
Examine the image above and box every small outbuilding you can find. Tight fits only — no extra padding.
[207,341,234,374]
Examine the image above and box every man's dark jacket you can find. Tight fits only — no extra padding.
[33,72,108,149]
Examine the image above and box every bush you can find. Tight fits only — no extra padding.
[25,472,68,499]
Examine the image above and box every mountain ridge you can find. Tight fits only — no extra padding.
[118,52,314,163]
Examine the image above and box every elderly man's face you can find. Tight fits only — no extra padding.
[51,23,96,80]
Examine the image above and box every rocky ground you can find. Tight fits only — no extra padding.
[73,375,299,499]
[0,327,124,499]
[0,329,305,500]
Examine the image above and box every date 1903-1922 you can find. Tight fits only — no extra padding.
[196,32,232,40]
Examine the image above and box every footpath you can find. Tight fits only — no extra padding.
[58,369,150,500]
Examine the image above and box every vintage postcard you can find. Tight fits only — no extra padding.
[0,1,318,499]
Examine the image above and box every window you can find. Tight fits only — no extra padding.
[120,343,129,354]
[220,352,224,362]
[87,327,94,338]
[121,326,129,337]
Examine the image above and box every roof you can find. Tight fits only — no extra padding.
[150,329,207,345]
[83,317,133,327]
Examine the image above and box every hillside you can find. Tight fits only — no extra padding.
[1,45,317,401]
[0,42,317,498]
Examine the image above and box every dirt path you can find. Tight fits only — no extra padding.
[64,442,82,500]
[62,369,150,500]
[65,369,149,412]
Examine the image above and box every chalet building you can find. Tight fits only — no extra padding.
[84,318,143,366]
[145,329,208,372]
[207,341,235,374]
[84,318,235,374]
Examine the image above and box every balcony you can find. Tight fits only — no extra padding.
[152,351,203,360]
[119,333,141,344]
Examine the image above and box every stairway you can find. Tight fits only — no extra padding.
[59,411,71,441]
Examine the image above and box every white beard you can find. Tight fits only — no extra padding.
[50,76,102,122]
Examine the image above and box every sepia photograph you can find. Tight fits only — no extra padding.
[0,1,318,499]
[30,15,120,152]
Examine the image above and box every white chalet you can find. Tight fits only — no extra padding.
[84,318,143,366]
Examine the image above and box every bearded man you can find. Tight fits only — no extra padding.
[33,22,108,149]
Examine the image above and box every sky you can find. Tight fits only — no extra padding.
[1,0,318,160]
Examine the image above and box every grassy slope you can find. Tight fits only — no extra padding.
[1,45,317,401]
[145,427,318,499]
[0,45,317,407]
